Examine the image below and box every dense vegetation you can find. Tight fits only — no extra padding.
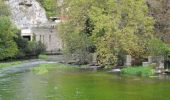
[14,36,45,60]
[14,34,46,59]
[121,66,154,76]
[0,0,18,60]
[60,0,164,66]
[37,0,60,17]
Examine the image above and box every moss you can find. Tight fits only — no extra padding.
[121,66,154,76]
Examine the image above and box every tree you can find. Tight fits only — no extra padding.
[0,0,10,16]
[0,16,18,60]
[38,0,60,17]
[60,0,154,66]
[147,0,170,43]
[0,0,19,60]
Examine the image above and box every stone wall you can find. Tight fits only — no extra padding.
[32,26,62,54]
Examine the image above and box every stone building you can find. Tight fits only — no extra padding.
[21,23,62,54]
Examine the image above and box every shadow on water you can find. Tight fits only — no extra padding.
[0,65,170,100]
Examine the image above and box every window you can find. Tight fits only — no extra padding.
[23,35,31,41]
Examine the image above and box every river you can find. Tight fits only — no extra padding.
[0,62,170,100]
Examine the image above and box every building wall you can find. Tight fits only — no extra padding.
[32,27,62,53]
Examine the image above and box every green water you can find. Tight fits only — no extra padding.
[0,67,170,100]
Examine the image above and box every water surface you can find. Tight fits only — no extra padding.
[0,66,170,100]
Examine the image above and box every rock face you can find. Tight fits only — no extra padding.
[5,0,48,29]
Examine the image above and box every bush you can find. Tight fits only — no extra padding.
[25,41,46,57]
[148,38,170,56]
[14,33,29,58]
[62,32,91,65]
[14,34,46,59]
[0,16,18,60]
[37,0,59,17]
[121,66,154,76]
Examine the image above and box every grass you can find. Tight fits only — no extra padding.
[0,61,22,69]
[38,54,49,60]
[121,66,154,76]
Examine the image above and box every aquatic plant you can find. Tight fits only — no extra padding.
[121,66,154,76]
[32,63,83,75]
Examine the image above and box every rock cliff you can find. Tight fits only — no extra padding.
[5,0,48,29]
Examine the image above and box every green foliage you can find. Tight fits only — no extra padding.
[14,33,46,58]
[26,41,46,56]
[65,34,91,64]
[0,0,20,60]
[14,33,29,58]
[121,66,154,76]
[0,16,18,60]
[38,0,59,17]
[148,38,170,56]
[61,0,154,66]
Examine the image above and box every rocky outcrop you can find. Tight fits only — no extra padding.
[5,0,48,29]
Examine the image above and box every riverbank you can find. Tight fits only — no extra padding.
[0,59,57,78]
[0,61,24,69]
[0,55,163,77]
[0,54,54,69]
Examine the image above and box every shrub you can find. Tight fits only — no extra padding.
[148,38,170,56]
[0,16,18,60]
[25,41,46,57]
[121,66,154,76]
[37,0,59,17]
[14,34,46,58]
[62,32,91,65]
[14,33,29,58]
